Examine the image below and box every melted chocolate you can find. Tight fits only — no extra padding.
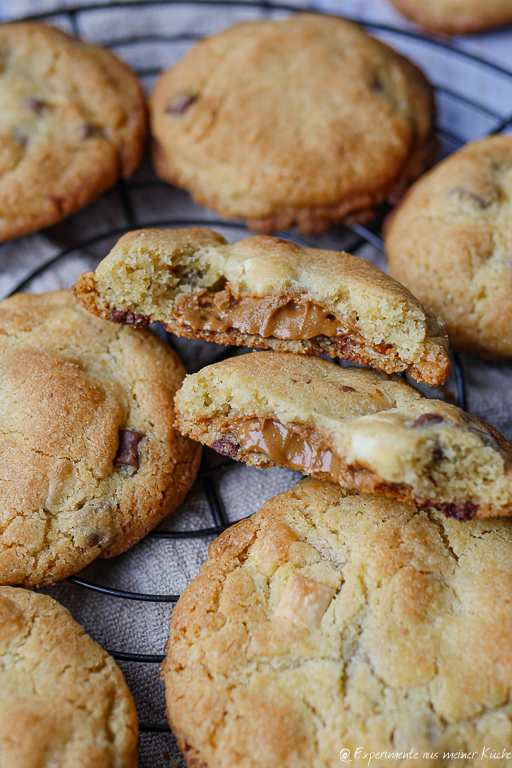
[212,418,482,522]
[173,290,351,341]
[231,417,342,477]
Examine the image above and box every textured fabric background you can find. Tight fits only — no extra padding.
[0,2,511,766]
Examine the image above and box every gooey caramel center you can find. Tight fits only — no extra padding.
[231,417,342,477]
[173,289,351,340]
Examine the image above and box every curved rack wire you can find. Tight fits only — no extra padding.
[6,1,509,761]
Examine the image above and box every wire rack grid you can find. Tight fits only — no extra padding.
[4,2,512,765]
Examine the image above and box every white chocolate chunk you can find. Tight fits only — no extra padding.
[275,573,334,627]
[250,523,300,577]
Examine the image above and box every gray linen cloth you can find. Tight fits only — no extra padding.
[0,1,511,766]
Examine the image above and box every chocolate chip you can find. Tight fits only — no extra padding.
[432,445,445,462]
[80,123,93,139]
[448,187,490,209]
[26,97,46,113]
[434,501,478,521]
[411,413,445,428]
[115,429,144,468]
[87,533,102,547]
[371,73,384,92]
[166,91,198,116]
[211,437,240,459]
[341,385,356,392]
[79,124,105,140]
[110,308,150,328]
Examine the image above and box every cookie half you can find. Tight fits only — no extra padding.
[73,227,449,386]
[0,21,146,242]
[0,587,138,767]
[388,0,512,34]
[0,290,201,587]
[149,13,437,234]
[163,477,512,768]
[386,136,512,360]
[174,352,512,519]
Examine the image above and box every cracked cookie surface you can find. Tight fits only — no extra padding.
[0,21,146,242]
[387,0,512,34]
[149,13,437,235]
[162,477,512,768]
[0,587,138,767]
[0,290,201,587]
[174,352,512,519]
[73,227,449,386]
[386,136,512,360]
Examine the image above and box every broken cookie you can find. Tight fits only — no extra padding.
[174,352,512,519]
[73,227,449,387]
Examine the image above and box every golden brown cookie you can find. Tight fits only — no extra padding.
[0,21,146,242]
[162,477,512,768]
[388,0,512,34]
[149,14,437,235]
[386,136,512,360]
[73,227,450,386]
[0,290,201,587]
[0,587,138,767]
[174,352,512,519]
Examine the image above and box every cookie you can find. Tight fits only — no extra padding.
[149,13,437,235]
[163,477,512,768]
[174,351,512,519]
[387,0,512,34]
[0,290,200,587]
[0,21,146,242]
[0,587,137,767]
[73,227,450,386]
[385,136,512,360]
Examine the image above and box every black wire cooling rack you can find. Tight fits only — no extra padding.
[4,2,512,764]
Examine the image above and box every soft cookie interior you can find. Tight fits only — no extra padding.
[73,227,450,386]
[174,352,512,520]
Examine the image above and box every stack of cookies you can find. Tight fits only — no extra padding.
[1,10,512,768]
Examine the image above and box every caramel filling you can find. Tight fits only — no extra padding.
[173,289,352,340]
[231,417,342,477]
